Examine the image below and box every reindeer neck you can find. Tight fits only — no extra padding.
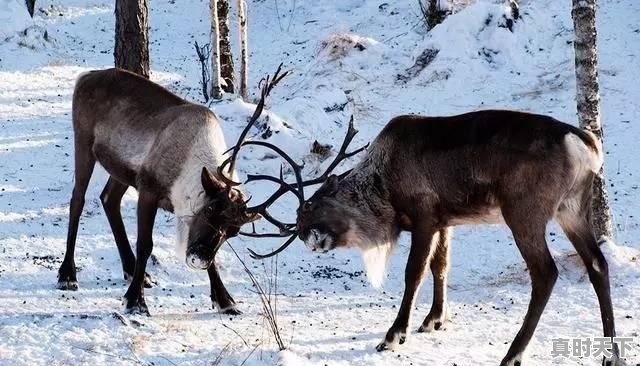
[170,122,229,219]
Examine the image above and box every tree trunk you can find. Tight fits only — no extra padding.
[25,0,36,17]
[425,0,450,30]
[209,0,223,99]
[237,0,248,100]
[217,0,234,93]
[114,0,150,78]
[571,0,614,240]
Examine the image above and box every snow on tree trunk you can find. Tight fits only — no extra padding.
[209,0,223,99]
[238,0,248,101]
[114,0,149,78]
[571,0,614,240]
[217,0,234,93]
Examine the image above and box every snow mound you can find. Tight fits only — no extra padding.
[0,0,34,40]
[318,32,382,62]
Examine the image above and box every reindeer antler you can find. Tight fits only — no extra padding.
[217,64,367,259]
[244,116,368,260]
[218,63,291,185]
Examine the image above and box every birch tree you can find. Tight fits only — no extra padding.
[237,0,248,100]
[571,0,614,239]
[218,0,234,93]
[114,0,149,78]
[209,0,223,99]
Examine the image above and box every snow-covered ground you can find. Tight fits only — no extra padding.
[1,0,639,365]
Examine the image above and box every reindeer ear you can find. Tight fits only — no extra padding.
[201,167,226,196]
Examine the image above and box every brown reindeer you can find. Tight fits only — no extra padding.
[294,111,624,366]
[58,66,297,315]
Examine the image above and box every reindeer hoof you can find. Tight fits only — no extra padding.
[56,279,79,291]
[220,305,243,316]
[603,355,627,366]
[500,353,523,366]
[123,296,150,316]
[375,342,391,352]
[376,327,407,351]
[213,299,242,315]
[418,310,448,333]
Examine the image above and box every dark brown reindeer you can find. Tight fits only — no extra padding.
[58,65,295,315]
[294,111,624,366]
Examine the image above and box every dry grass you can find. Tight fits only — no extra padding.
[318,33,370,61]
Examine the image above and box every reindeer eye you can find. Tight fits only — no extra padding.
[303,201,312,210]
[205,205,215,216]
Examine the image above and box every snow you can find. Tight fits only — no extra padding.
[1,0,639,365]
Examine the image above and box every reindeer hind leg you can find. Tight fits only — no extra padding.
[418,227,452,333]
[100,177,154,288]
[58,142,96,290]
[556,192,621,365]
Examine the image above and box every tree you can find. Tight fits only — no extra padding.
[571,0,614,239]
[25,0,35,17]
[114,0,150,78]
[237,0,248,100]
[420,0,450,30]
[217,0,234,93]
[209,0,223,99]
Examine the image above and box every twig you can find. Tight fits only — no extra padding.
[211,342,233,366]
[228,243,286,350]
[239,343,261,366]
[69,344,149,365]
[221,323,251,347]
[194,41,211,102]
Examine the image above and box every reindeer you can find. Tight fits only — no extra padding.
[291,111,624,366]
[58,66,298,315]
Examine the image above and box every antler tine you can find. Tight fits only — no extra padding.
[241,141,305,202]
[317,115,368,180]
[216,156,242,186]
[239,231,294,238]
[247,233,297,260]
[240,164,299,232]
[222,63,291,181]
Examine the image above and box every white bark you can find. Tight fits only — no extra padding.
[209,0,223,99]
[571,0,613,239]
[237,0,248,100]
[436,0,450,12]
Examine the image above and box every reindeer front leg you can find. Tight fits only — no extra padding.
[208,260,241,315]
[123,191,158,315]
[376,222,438,351]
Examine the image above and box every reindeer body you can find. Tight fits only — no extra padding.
[297,110,622,365]
[59,68,250,315]
[74,68,228,213]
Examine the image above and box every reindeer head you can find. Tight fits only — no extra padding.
[295,174,356,252]
[184,167,260,269]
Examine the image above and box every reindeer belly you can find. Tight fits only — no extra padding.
[447,207,504,226]
[92,127,156,187]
